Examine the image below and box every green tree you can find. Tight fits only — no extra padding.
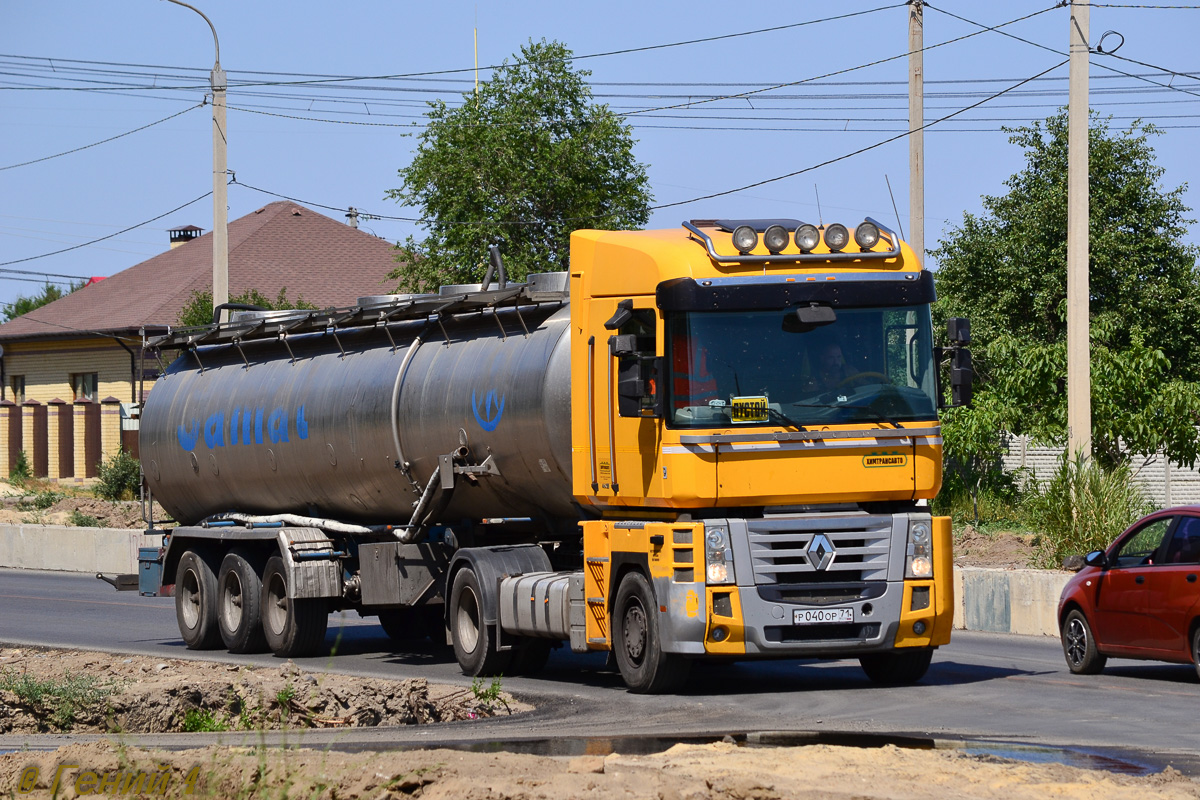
[176,288,315,327]
[3,281,83,321]
[387,39,652,291]
[933,112,1200,471]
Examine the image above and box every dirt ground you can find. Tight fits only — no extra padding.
[0,647,527,736]
[954,526,1041,570]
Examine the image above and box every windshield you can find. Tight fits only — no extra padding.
[666,306,938,428]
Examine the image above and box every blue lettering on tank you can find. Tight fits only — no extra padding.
[230,407,240,445]
[242,407,253,445]
[254,407,264,444]
[177,419,200,451]
[472,389,505,432]
[268,408,289,443]
[204,411,225,448]
[296,404,308,440]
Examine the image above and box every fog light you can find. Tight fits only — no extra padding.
[707,562,729,583]
[913,620,927,636]
[909,556,932,578]
[732,225,758,254]
[855,221,880,249]
[763,224,789,253]
[710,626,728,642]
[795,223,820,251]
[824,223,849,252]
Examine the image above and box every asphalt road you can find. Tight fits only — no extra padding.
[2,568,1198,774]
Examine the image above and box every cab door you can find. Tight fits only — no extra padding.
[1092,516,1174,653]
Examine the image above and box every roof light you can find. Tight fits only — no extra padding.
[855,221,880,250]
[794,224,820,252]
[763,225,789,254]
[732,225,758,254]
[824,223,849,252]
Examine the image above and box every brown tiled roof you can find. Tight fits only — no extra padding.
[0,202,405,341]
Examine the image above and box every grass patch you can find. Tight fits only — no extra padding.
[181,708,229,732]
[0,668,122,730]
[68,508,102,527]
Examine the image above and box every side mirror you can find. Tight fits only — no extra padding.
[604,299,634,331]
[950,347,973,407]
[947,317,970,345]
[1084,550,1108,569]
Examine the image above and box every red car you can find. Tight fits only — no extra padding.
[1058,507,1200,677]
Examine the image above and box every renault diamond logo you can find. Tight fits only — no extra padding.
[807,533,837,571]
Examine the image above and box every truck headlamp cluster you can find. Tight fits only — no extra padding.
[906,519,933,579]
[705,527,735,584]
[854,221,880,250]
[732,225,759,254]
[763,224,790,254]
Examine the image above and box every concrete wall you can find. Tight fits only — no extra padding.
[0,524,161,574]
[953,566,1072,637]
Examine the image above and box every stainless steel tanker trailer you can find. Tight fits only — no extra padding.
[129,220,966,693]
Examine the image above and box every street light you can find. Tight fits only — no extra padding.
[163,0,228,319]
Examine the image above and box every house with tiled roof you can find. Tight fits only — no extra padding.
[0,202,404,483]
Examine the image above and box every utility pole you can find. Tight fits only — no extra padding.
[164,0,228,320]
[1067,0,1091,458]
[908,0,924,261]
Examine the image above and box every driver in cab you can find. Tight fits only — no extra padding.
[805,339,857,396]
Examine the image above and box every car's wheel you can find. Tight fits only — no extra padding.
[175,549,222,650]
[260,555,328,658]
[612,572,691,694]
[450,566,511,676]
[859,649,934,685]
[1061,609,1107,674]
[1191,626,1200,682]
[217,549,267,654]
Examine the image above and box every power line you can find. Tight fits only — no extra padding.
[0,191,212,267]
[0,103,203,171]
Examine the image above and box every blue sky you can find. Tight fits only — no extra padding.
[3,1,1199,312]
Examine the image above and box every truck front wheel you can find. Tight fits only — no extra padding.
[612,572,691,694]
[175,549,222,650]
[217,549,268,654]
[859,649,933,685]
[449,566,511,676]
[261,556,328,658]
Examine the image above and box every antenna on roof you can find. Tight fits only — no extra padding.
[885,175,906,242]
[814,185,823,227]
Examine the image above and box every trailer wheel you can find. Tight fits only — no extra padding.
[261,555,328,658]
[858,648,934,685]
[217,549,268,654]
[612,572,691,693]
[175,549,222,650]
[449,566,511,676]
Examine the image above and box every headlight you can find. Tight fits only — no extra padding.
[855,221,880,249]
[763,224,789,254]
[705,526,734,584]
[795,223,820,251]
[906,519,933,579]
[824,223,849,252]
[732,225,758,254]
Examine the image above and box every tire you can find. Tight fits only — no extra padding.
[449,566,511,677]
[217,549,267,654]
[508,638,553,676]
[859,649,934,685]
[1061,609,1107,675]
[1190,626,1200,682]
[175,549,222,650]
[260,555,328,658]
[612,572,691,693]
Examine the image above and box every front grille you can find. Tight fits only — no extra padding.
[764,623,882,643]
[747,514,893,585]
[759,581,886,606]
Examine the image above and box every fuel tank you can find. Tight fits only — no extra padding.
[140,299,573,526]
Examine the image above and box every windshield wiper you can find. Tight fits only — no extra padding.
[766,406,807,431]
[788,402,903,429]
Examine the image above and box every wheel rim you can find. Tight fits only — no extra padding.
[221,571,244,633]
[622,597,648,666]
[264,571,288,636]
[455,585,481,654]
[1065,617,1088,666]
[180,567,201,629]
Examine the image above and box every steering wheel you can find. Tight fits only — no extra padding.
[835,371,889,390]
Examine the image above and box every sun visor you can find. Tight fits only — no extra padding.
[656,270,935,312]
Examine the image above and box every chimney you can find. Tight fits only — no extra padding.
[346,207,359,229]
[168,225,203,249]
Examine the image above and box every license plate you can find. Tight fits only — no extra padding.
[793,607,854,625]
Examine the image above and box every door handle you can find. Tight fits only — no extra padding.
[1188,574,1197,583]
[1135,575,1145,584]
